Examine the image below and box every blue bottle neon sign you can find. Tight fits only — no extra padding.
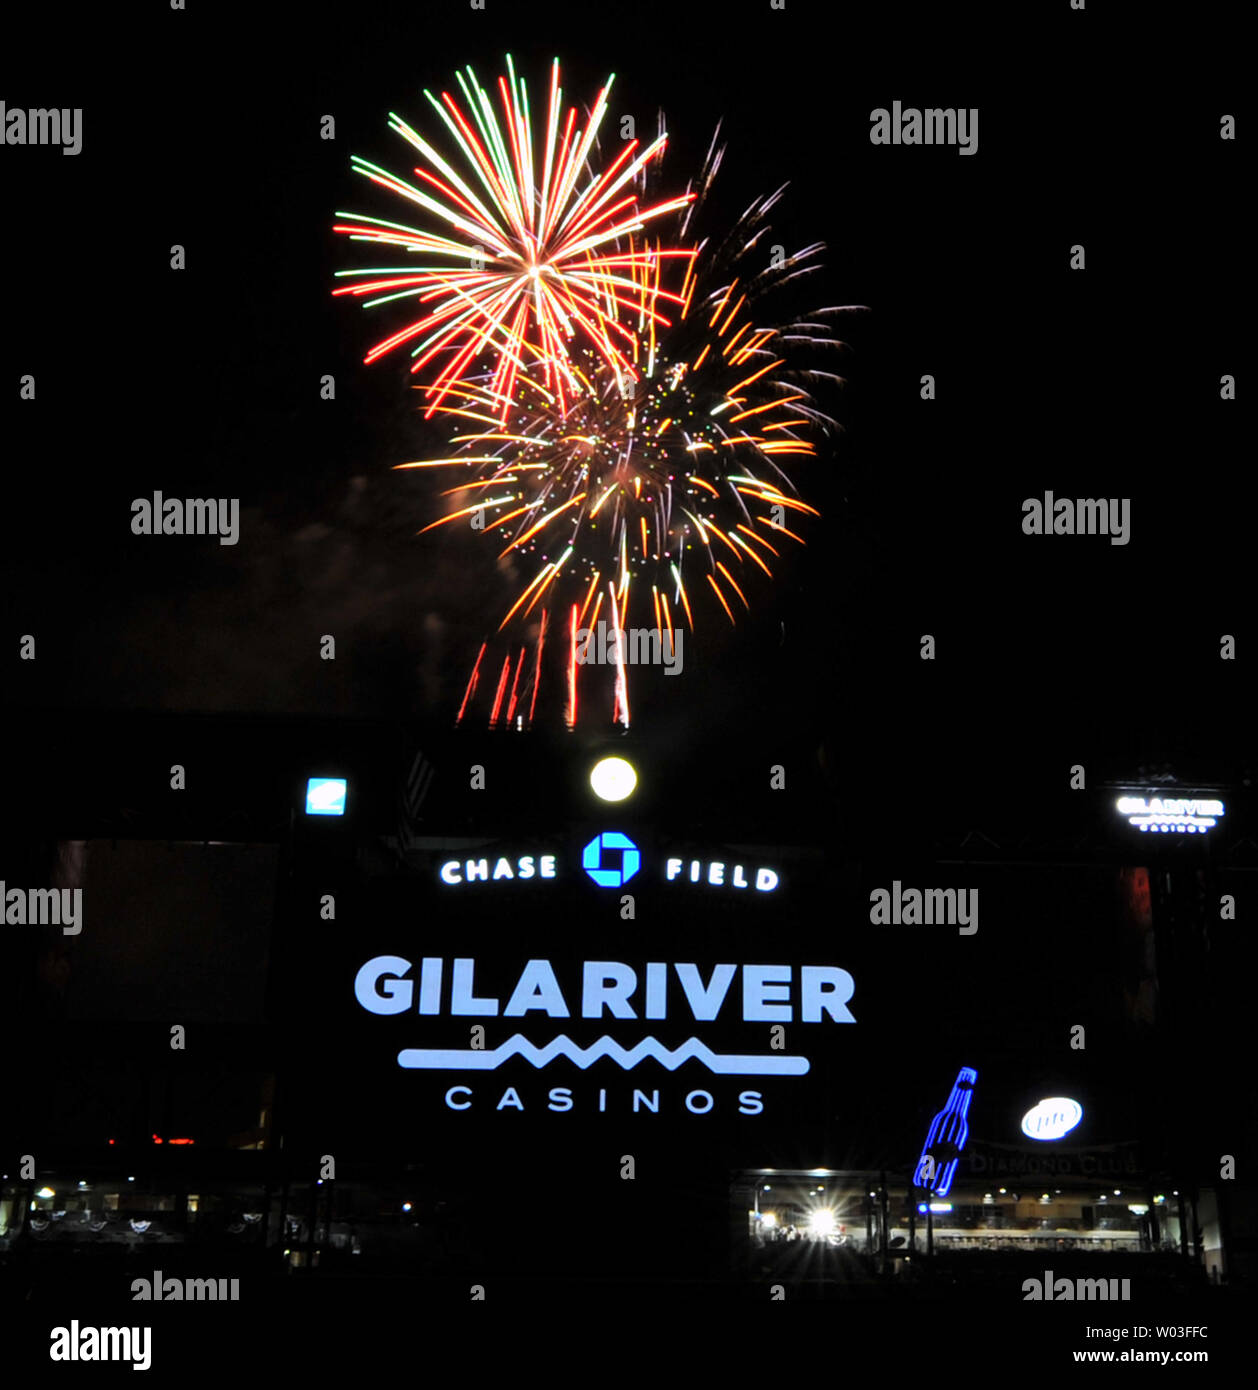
[913,1066,977,1197]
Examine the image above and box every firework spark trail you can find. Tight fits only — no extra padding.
[528,607,548,724]
[567,603,578,728]
[505,646,527,724]
[334,57,696,423]
[456,642,486,724]
[488,654,511,726]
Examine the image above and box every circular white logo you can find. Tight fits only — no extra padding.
[1021,1097,1083,1141]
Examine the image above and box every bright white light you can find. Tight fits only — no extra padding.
[1021,1097,1083,1141]
[590,756,637,802]
[762,1212,777,1228]
[809,1210,837,1236]
[306,777,347,816]
[35,1187,55,1199]
[1116,795,1223,834]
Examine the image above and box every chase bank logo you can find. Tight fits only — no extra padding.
[582,831,640,888]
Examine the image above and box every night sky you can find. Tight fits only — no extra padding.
[4,1,1248,753]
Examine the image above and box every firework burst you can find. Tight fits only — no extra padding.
[334,57,696,422]
[400,125,862,728]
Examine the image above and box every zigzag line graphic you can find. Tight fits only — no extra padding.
[397,1034,809,1075]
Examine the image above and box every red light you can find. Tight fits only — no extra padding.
[152,1135,163,1144]
[108,1139,115,1146]
[168,1138,195,1146]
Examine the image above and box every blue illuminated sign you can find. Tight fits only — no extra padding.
[430,839,782,893]
[305,777,347,816]
[352,956,859,1084]
[914,1066,977,1197]
[665,857,779,892]
[440,855,556,885]
[398,1034,809,1076]
[583,831,640,888]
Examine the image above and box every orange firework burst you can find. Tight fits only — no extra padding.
[399,126,861,728]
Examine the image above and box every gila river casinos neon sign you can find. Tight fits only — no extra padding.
[353,956,856,1114]
[1115,796,1224,835]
